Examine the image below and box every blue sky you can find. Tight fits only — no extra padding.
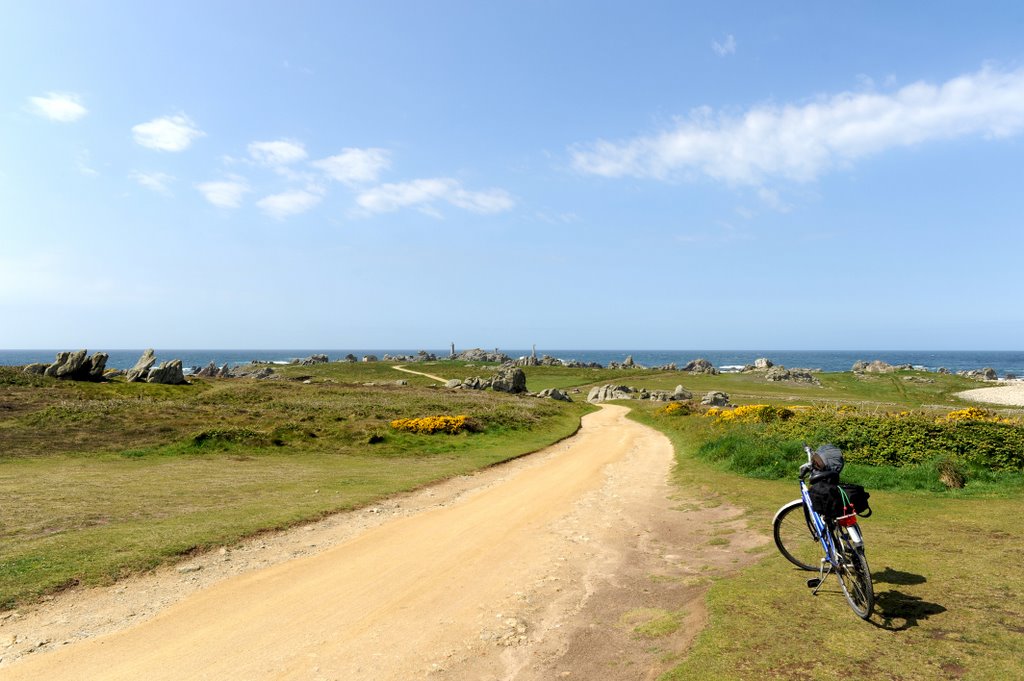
[2,1,1023,350]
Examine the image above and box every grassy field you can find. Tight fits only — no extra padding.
[3,359,1022,679]
[0,364,592,608]
[628,403,1024,680]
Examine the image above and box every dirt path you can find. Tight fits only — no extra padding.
[392,364,449,383]
[1,405,765,680]
[955,383,1024,407]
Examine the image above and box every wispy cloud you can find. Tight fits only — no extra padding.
[248,139,308,166]
[712,34,736,57]
[571,65,1024,186]
[131,171,175,195]
[197,178,249,208]
[356,178,514,216]
[132,114,204,152]
[77,149,99,176]
[257,188,323,219]
[312,148,391,185]
[28,92,88,122]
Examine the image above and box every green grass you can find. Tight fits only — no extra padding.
[0,365,593,608]
[628,404,1024,680]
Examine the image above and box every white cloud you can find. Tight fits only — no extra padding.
[248,139,308,166]
[132,114,204,152]
[256,188,323,219]
[77,149,99,176]
[197,178,249,208]
[356,178,514,215]
[131,171,175,195]
[28,92,88,122]
[312,147,391,185]
[571,65,1024,186]
[712,34,736,57]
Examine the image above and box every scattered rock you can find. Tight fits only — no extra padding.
[453,348,510,363]
[587,384,691,403]
[764,365,821,385]
[126,349,158,382]
[754,357,773,369]
[682,358,718,375]
[22,363,48,375]
[395,380,409,386]
[701,391,731,407]
[176,564,202,574]
[302,354,329,365]
[41,350,108,381]
[623,355,635,367]
[536,388,572,402]
[342,354,357,362]
[362,355,378,363]
[491,367,527,393]
[958,367,998,381]
[147,360,187,385]
[673,385,693,400]
[445,379,462,389]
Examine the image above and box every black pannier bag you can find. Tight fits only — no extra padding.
[839,482,872,517]
[808,481,845,518]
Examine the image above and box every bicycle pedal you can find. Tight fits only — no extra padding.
[806,578,821,588]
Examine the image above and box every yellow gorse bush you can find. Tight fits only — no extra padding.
[656,402,692,416]
[939,407,1017,424]
[704,404,795,423]
[390,415,471,434]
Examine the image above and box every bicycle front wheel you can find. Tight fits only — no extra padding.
[833,526,874,619]
[773,499,822,571]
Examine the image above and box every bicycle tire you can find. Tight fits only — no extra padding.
[833,526,874,619]
[773,499,822,571]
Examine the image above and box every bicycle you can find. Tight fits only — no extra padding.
[772,444,874,619]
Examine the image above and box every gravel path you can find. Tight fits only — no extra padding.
[955,383,1024,407]
[1,405,765,680]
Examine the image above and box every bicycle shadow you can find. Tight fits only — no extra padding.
[870,567,946,631]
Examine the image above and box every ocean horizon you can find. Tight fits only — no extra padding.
[2,349,1023,377]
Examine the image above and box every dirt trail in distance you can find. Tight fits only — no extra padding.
[1,405,766,680]
[391,364,449,383]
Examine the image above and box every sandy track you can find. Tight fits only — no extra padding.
[955,383,1024,407]
[391,365,449,383]
[2,405,765,680]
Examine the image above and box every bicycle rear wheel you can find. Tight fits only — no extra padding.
[773,499,822,571]
[833,526,874,619]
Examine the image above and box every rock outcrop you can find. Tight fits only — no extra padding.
[701,391,731,407]
[587,384,692,403]
[39,350,108,381]
[536,388,572,402]
[491,367,527,393]
[126,349,158,382]
[764,365,821,385]
[302,354,329,365]
[958,367,998,381]
[681,358,718,375]
[147,360,187,385]
[454,349,510,363]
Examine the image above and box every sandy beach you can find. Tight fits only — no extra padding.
[955,383,1024,408]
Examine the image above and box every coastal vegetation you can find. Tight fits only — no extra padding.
[0,364,590,608]
[629,403,1024,680]
[2,358,1022,678]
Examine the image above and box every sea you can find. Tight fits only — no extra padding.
[2,349,1023,378]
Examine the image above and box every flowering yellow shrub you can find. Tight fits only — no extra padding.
[656,402,692,416]
[704,404,794,423]
[390,415,471,434]
[939,407,1016,424]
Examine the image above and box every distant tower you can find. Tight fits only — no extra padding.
[450,342,455,358]
[531,344,537,359]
